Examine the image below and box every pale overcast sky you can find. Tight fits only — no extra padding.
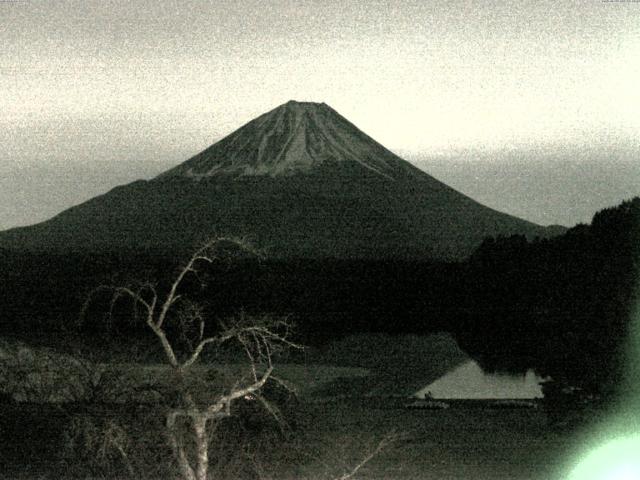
[1,0,639,228]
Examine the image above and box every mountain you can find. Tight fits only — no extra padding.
[0,101,563,260]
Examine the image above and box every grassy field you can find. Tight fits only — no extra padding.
[291,399,579,480]
[0,394,585,479]
[0,334,588,479]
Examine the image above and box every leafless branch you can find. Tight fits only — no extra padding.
[80,237,300,480]
[337,431,402,480]
[155,236,259,330]
[181,336,221,370]
[208,365,275,417]
[268,373,298,397]
[252,391,288,433]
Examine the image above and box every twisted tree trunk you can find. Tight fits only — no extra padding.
[193,415,209,480]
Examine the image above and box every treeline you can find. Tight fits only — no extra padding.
[0,249,465,343]
[1,198,637,398]
[454,197,639,398]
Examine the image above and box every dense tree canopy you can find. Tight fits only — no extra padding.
[456,197,639,397]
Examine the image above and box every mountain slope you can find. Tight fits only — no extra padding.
[0,101,562,260]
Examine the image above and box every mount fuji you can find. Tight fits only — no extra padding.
[0,101,562,259]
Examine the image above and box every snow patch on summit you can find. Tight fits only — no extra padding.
[158,101,424,181]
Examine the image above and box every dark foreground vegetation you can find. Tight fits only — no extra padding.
[1,397,584,480]
[2,198,638,398]
[458,197,639,399]
[0,197,638,478]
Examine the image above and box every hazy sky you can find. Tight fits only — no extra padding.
[1,0,639,228]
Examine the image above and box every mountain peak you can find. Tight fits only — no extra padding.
[284,99,326,107]
[158,101,423,180]
[277,100,330,119]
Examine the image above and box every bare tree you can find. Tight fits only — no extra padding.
[295,430,404,480]
[83,238,301,480]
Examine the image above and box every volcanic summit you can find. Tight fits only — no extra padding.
[160,100,424,180]
[0,101,561,259]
